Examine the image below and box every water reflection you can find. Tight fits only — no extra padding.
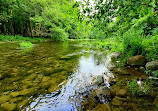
[0,41,113,111]
[28,51,113,111]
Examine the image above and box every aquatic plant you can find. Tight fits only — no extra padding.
[127,79,153,95]
[19,41,33,49]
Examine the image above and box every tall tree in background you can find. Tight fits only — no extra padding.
[0,0,92,40]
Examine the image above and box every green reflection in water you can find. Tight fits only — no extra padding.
[0,41,82,110]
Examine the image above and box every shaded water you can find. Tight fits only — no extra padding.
[0,41,157,111]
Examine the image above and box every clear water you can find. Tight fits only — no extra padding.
[0,41,157,111]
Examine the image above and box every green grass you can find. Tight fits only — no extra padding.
[0,35,47,42]
[80,33,158,65]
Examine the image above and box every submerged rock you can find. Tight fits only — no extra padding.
[95,75,104,85]
[19,88,34,96]
[10,92,20,97]
[111,52,121,59]
[128,55,146,66]
[113,68,130,75]
[117,88,127,96]
[1,102,16,111]
[139,66,145,72]
[44,67,54,74]
[153,97,158,105]
[17,99,29,110]
[92,86,111,97]
[92,104,111,111]
[111,97,123,106]
[146,60,158,71]
[112,108,120,111]
[0,95,12,104]
[10,97,23,103]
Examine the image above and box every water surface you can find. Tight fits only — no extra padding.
[0,41,157,111]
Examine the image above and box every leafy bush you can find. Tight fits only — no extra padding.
[50,27,68,41]
[122,30,144,56]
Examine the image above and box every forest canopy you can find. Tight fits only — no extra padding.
[0,0,92,40]
[0,0,158,40]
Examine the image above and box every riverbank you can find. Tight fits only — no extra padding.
[0,35,47,42]
[80,35,158,66]
[79,53,158,111]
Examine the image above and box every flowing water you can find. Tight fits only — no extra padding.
[0,41,157,111]
[0,41,112,110]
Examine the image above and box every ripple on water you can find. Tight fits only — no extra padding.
[28,52,113,111]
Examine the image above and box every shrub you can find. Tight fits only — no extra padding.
[127,79,153,95]
[122,30,144,56]
[50,27,68,41]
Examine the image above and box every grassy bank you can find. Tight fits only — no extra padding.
[81,33,158,66]
[0,35,47,42]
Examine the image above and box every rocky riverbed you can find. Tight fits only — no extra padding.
[0,42,158,111]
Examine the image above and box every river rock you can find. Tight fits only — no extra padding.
[111,97,123,106]
[139,66,145,72]
[93,86,111,97]
[95,75,104,85]
[42,76,50,82]
[17,99,29,109]
[111,52,121,59]
[108,66,117,71]
[92,104,111,111]
[10,92,20,97]
[117,88,127,96]
[19,88,34,96]
[146,60,158,71]
[44,67,54,74]
[0,95,12,104]
[112,108,120,111]
[113,68,130,75]
[153,97,158,105]
[10,97,23,103]
[12,68,19,73]
[1,102,16,111]
[127,55,146,66]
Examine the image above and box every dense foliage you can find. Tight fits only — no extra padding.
[0,0,158,60]
[79,0,158,62]
[0,0,92,40]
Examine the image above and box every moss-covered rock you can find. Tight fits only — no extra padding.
[117,88,127,96]
[128,55,146,66]
[113,68,130,75]
[146,60,158,71]
[111,97,123,106]
[92,104,111,111]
